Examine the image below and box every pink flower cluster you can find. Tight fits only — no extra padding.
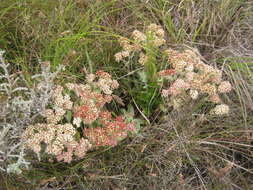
[83,111,135,147]
[56,138,92,163]
[66,71,135,147]
[23,70,137,163]
[66,70,119,126]
[160,49,232,112]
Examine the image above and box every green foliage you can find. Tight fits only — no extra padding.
[65,110,72,123]
[131,73,161,117]
[144,33,158,82]
[126,30,165,118]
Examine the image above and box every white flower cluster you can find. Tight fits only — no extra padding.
[160,49,232,115]
[95,75,119,95]
[146,23,166,47]
[23,82,93,163]
[42,85,73,124]
[53,85,73,110]
[210,104,230,115]
[22,123,75,156]
[22,122,92,163]
[115,23,165,64]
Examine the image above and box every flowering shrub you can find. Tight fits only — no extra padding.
[115,23,165,65]
[115,24,232,115]
[23,70,138,163]
[0,51,62,174]
[159,49,232,114]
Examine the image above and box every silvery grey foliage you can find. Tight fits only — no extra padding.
[0,50,62,174]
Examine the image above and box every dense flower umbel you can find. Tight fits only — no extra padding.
[23,70,136,163]
[84,112,135,147]
[42,85,73,124]
[66,70,119,125]
[115,23,165,64]
[22,120,93,163]
[69,71,135,147]
[56,138,92,163]
[22,123,87,157]
[159,49,232,114]
[210,104,230,115]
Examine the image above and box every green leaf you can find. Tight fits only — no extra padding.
[65,111,72,123]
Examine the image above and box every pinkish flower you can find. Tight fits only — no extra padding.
[209,94,221,103]
[158,69,176,77]
[168,79,190,96]
[56,151,73,163]
[218,81,232,93]
[74,104,99,124]
[83,115,135,147]
[74,138,92,158]
[161,89,170,97]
